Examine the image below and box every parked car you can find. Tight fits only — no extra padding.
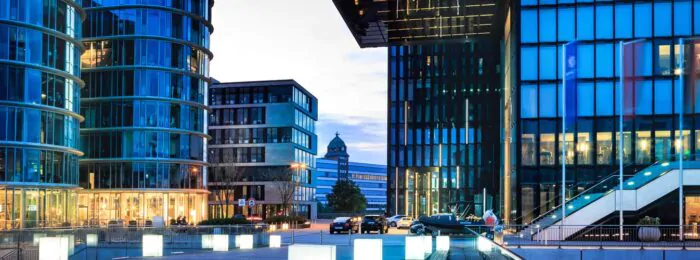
[361,215,389,234]
[409,220,424,234]
[329,217,358,234]
[107,219,124,228]
[387,214,406,227]
[396,217,413,229]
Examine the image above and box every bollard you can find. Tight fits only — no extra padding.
[320,230,323,245]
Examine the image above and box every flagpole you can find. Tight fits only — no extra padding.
[618,41,624,241]
[679,38,685,241]
[561,42,567,237]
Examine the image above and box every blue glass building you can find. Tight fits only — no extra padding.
[314,134,387,213]
[514,0,700,224]
[76,0,213,226]
[0,0,84,229]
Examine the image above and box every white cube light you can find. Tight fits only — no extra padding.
[476,236,493,252]
[436,236,450,251]
[288,244,336,260]
[33,233,47,246]
[282,223,289,230]
[59,235,75,255]
[353,239,382,260]
[212,234,229,252]
[234,235,241,248]
[422,235,433,255]
[269,235,281,248]
[269,225,277,232]
[142,234,163,257]
[86,234,98,247]
[239,234,254,249]
[39,237,69,260]
[201,234,213,249]
[404,236,425,260]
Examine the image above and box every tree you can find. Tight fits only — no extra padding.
[326,180,366,213]
[267,167,298,216]
[211,166,244,218]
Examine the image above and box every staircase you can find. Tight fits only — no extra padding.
[519,160,700,241]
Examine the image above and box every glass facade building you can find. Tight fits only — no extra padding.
[207,80,318,220]
[515,0,700,224]
[76,0,213,226]
[0,0,84,229]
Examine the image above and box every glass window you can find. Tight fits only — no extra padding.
[695,2,700,35]
[541,122,556,166]
[539,46,556,80]
[596,82,613,116]
[521,0,537,6]
[522,122,537,166]
[521,84,538,118]
[657,43,672,76]
[615,4,632,39]
[595,5,613,39]
[521,47,538,81]
[597,130,613,165]
[540,8,556,42]
[540,84,556,117]
[558,7,575,42]
[577,6,594,40]
[675,1,691,36]
[653,2,671,37]
[596,43,613,78]
[634,3,651,38]
[521,10,538,43]
[578,44,594,78]
[655,80,672,115]
[636,80,652,115]
[577,83,594,117]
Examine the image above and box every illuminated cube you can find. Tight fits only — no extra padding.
[405,236,424,260]
[269,235,281,248]
[235,235,241,248]
[142,234,163,257]
[476,236,493,252]
[212,234,229,251]
[39,237,69,260]
[436,236,450,251]
[201,234,213,249]
[282,223,289,230]
[422,235,432,254]
[86,234,98,247]
[239,234,253,249]
[288,244,336,260]
[33,233,46,246]
[353,239,382,260]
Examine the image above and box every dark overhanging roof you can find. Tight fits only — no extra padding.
[332,0,499,48]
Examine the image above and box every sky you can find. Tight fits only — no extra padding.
[210,1,388,164]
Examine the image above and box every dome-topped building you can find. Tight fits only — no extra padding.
[325,133,350,180]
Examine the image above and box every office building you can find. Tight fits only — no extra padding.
[314,134,387,213]
[0,0,84,229]
[207,80,318,219]
[76,0,213,226]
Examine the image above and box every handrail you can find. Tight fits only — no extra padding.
[464,226,524,260]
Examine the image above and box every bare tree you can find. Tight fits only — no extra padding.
[211,166,244,218]
[266,167,298,216]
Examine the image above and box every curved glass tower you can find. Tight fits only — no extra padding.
[0,0,84,229]
[78,0,212,226]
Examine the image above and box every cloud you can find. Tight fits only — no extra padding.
[210,0,387,165]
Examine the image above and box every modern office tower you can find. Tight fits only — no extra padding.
[333,0,503,218]
[77,0,213,226]
[207,80,318,219]
[0,0,83,229]
[514,0,700,225]
[324,133,350,180]
[315,134,387,213]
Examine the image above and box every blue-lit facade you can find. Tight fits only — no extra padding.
[76,0,213,226]
[0,0,84,229]
[315,159,387,212]
[207,80,318,220]
[514,0,700,224]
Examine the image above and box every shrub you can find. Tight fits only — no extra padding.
[198,217,250,226]
[637,216,660,226]
[265,215,308,224]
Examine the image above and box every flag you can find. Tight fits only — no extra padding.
[684,41,698,115]
[564,41,578,127]
[622,41,644,121]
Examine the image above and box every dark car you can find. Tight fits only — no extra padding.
[409,220,425,234]
[361,215,389,234]
[329,217,358,234]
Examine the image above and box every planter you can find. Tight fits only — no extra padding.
[638,227,661,242]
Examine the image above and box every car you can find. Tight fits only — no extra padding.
[360,215,389,234]
[329,217,358,234]
[396,217,413,229]
[409,220,424,234]
[387,215,406,227]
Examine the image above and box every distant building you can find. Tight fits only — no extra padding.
[207,80,318,219]
[314,134,387,212]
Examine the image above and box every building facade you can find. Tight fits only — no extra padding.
[314,134,387,213]
[0,0,84,229]
[207,80,318,219]
[76,0,213,226]
[514,0,700,225]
